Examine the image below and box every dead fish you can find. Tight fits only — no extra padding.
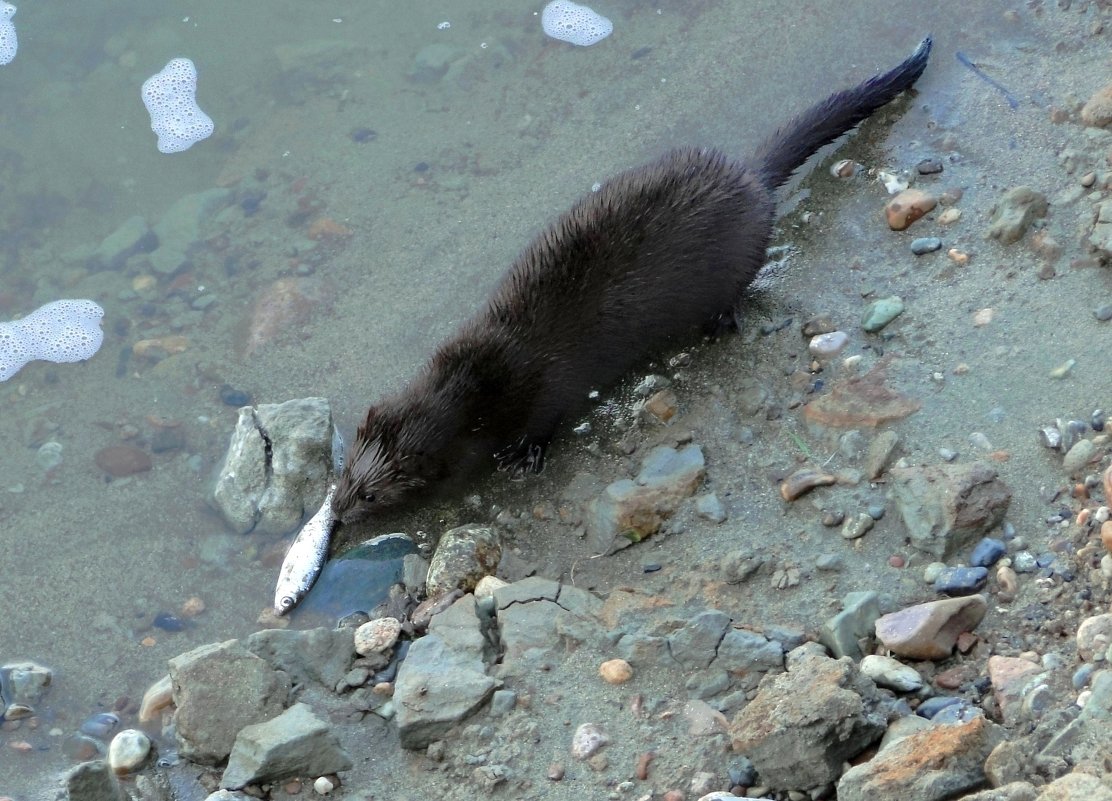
[273,483,336,615]
[273,427,346,616]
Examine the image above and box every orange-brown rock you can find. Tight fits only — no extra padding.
[885,189,937,230]
[803,357,921,427]
[243,277,324,357]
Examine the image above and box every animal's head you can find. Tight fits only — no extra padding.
[331,408,426,523]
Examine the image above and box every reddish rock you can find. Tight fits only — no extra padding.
[987,656,1043,724]
[874,595,988,661]
[94,445,153,477]
[803,357,921,428]
[885,189,937,230]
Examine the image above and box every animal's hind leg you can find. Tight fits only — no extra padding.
[494,436,547,478]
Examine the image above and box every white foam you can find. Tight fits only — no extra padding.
[0,2,17,66]
[140,58,215,154]
[541,1,612,47]
[0,299,105,381]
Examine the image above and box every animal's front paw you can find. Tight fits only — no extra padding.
[494,436,546,478]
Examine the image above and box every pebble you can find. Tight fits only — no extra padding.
[841,512,874,540]
[599,659,633,685]
[138,675,173,722]
[808,330,849,358]
[695,493,727,523]
[970,537,1006,568]
[821,509,845,527]
[831,159,859,178]
[107,729,150,774]
[938,207,962,224]
[933,566,989,595]
[972,308,994,327]
[354,617,402,656]
[947,248,970,266]
[1062,439,1095,476]
[996,565,1018,595]
[915,695,962,718]
[219,385,253,406]
[36,441,63,472]
[1094,303,1112,322]
[885,189,937,230]
[1092,409,1106,431]
[910,237,942,255]
[875,595,987,660]
[1049,358,1076,379]
[314,776,335,794]
[916,157,944,175]
[80,712,120,739]
[571,723,608,759]
[93,445,152,478]
[153,612,185,632]
[861,295,904,332]
[859,654,924,691]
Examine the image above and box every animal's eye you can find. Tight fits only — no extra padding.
[280,596,294,609]
[365,493,376,504]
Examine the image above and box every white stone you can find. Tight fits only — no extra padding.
[0,3,16,65]
[0,299,105,381]
[354,616,402,655]
[859,654,924,692]
[808,330,849,358]
[474,575,508,598]
[313,776,335,794]
[108,728,151,774]
[541,1,612,47]
[141,58,214,153]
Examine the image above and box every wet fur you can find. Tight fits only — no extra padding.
[333,37,932,524]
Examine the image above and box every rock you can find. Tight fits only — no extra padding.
[243,277,326,357]
[970,537,1006,568]
[865,430,900,480]
[394,595,495,749]
[220,702,352,789]
[138,674,173,722]
[570,722,608,759]
[1,660,53,706]
[1090,199,1112,261]
[859,654,923,692]
[779,468,836,501]
[836,716,1005,801]
[861,295,905,332]
[1040,670,1112,767]
[211,397,336,535]
[933,566,989,596]
[910,236,942,255]
[92,215,156,270]
[244,627,355,691]
[986,187,1048,244]
[62,760,127,801]
[354,617,402,655]
[695,492,727,522]
[874,595,987,660]
[803,357,921,427]
[1038,773,1112,800]
[107,729,150,774]
[1080,82,1112,128]
[819,591,883,660]
[1062,439,1096,477]
[152,188,232,261]
[956,782,1037,801]
[93,445,153,478]
[598,658,633,684]
[494,578,603,674]
[729,652,888,791]
[885,188,937,230]
[1075,614,1112,661]
[426,524,502,597]
[586,444,706,553]
[987,656,1044,725]
[888,461,1012,559]
[169,639,290,765]
[714,628,784,674]
[668,610,732,669]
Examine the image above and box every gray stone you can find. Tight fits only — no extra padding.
[220,702,352,789]
[63,760,126,801]
[1090,199,1112,262]
[426,524,502,597]
[695,492,727,522]
[888,461,1012,559]
[714,628,784,674]
[1040,669,1112,767]
[859,655,924,692]
[2,660,53,706]
[93,215,155,270]
[865,430,900,480]
[150,247,189,277]
[668,610,732,669]
[819,591,882,659]
[986,186,1048,244]
[244,627,355,691]
[211,397,336,535]
[729,652,888,791]
[489,689,517,716]
[956,783,1037,801]
[586,444,706,554]
[169,640,290,765]
[617,632,677,668]
[861,296,905,333]
[153,188,232,255]
[1037,773,1112,801]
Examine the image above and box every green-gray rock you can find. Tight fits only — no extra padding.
[220,703,352,789]
[861,296,905,332]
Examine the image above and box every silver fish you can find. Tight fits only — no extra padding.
[273,483,337,615]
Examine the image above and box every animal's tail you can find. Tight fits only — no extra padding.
[752,36,932,190]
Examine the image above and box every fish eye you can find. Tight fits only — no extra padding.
[279,596,294,609]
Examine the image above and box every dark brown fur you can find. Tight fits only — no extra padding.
[333,38,932,524]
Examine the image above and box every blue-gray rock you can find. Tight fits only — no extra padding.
[220,703,352,789]
[715,628,784,673]
[168,640,290,765]
[934,566,989,596]
[62,760,126,801]
[970,537,1006,568]
[916,695,963,718]
[1,660,52,706]
[695,492,727,523]
[668,610,731,669]
[210,397,336,535]
[244,627,355,691]
[617,632,677,668]
[685,668,731,699]
[930,699,983,724]
[394,595,495,749]
[1012,551,1038,573]
[1040,670,1112,767]
[819,591,882,660]
[910,236,942,255]
[295,534,418,624]
[489,689,517,716]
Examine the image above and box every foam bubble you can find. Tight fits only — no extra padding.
[0,2,17,66]
[541,1,612,47]
[140,58,215,154]
[0,299,105,381]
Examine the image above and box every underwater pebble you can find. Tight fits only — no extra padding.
[314,776,335,794]
[108,729,150,774]
[910,237,942,255]
[80,712,120,739]
[219,385,252,407]
[138,675,173,723]
[970,538,1006,568]
[1063,439,1095,476]
[933,566,988,595]
[1049,358,1075,379]
[972,308,994,327]
[947,248,970,266]
[94,445,152,478]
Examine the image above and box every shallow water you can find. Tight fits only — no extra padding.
[0,1,1084,796]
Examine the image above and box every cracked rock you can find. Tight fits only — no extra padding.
[211,397,336,535]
